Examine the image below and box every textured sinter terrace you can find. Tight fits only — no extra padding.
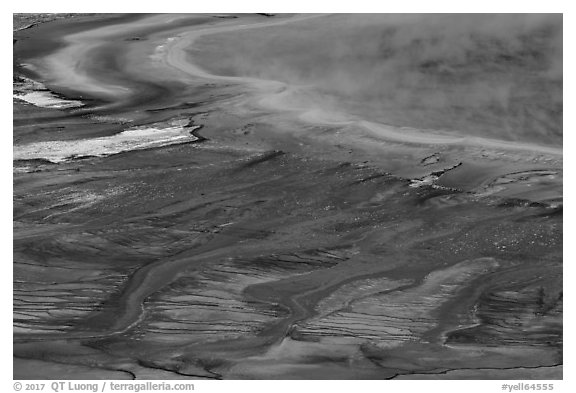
[13,14,562,379]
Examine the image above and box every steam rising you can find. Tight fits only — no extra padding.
[194,14,562,146]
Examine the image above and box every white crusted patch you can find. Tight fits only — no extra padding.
[13,124,201,163]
